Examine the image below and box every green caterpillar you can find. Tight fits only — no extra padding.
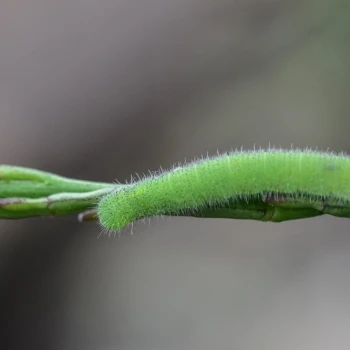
[98,149,350,231]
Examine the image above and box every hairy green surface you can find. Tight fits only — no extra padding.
[98,149,350,231]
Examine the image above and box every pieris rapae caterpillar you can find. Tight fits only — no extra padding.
[98,149,350,231]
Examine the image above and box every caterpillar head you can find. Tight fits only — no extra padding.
[98,188,136,231]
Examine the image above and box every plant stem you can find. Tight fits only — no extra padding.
[0,165,114,199]
[0,188,114,219]
[0,164,118,220]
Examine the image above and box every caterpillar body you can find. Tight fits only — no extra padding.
[97,149,350,231]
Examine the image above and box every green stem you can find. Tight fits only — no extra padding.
[0,164,118,220]
[0,165,114,199]
[0,187,114,219]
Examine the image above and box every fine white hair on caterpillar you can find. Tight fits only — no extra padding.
[98,148,350,232]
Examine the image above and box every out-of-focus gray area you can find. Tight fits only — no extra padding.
[1,0,350,349]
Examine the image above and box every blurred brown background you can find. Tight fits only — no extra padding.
[1,0,350,349]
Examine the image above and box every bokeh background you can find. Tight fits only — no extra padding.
[1,1,350,349]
